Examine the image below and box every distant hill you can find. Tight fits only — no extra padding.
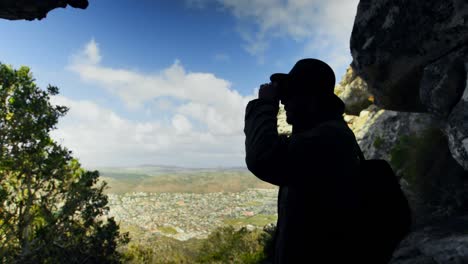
[98,166,275,194]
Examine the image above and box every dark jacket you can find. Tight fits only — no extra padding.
[244,98,363,263]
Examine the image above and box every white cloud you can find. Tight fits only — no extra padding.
[59,40,257,168]
[73,38,102,65]
[172,114,193,135]
[69,40,255,135]
[50,95,247,168]
[154,98,175,111]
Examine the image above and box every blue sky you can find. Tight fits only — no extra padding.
[0,0,359,168]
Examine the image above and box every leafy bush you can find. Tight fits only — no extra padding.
[196,226,271,263]
[121,225,274,264]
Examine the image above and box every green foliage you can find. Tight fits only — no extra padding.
[124,244,157,264]
[122,236,200,264]
[0,63,128,263]
[121,226,274,264]
[196,226,271,264]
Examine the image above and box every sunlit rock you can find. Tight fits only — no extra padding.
[335,66,373,115]
[277,104,292,136]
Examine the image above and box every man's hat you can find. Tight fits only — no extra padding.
[270,58,336,98]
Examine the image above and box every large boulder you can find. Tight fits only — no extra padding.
[0,0,88,20]
[351,0,468,171]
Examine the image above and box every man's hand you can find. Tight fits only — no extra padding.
[258,82,280,102]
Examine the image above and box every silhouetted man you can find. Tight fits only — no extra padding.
[244,59,373,263]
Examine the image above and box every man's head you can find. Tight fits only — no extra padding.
[269,58,343,126]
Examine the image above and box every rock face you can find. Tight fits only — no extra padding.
[351,0,468,262]
[351,0,468,171]
[335,66,373,115]
[0,0,88,20]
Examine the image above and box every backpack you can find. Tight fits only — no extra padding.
[317,120,411,262]
[354,143,412,263]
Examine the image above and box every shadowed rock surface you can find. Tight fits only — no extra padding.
[351,0,468,112]
[420,48,467,118]
[351,0,468,171]
[392,216,468,264]
[0,0,88,20]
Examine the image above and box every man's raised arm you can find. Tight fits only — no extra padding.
[244,83,289,186]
